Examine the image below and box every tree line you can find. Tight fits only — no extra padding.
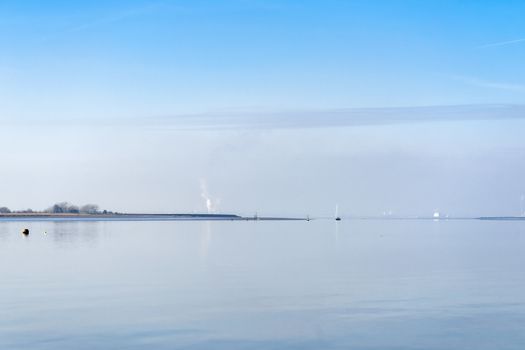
[0,202,112,215]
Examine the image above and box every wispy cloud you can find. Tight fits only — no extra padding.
[148,104,525,130]
[68,2,165,32]
[3,104,525,129]
[477,38,525,49]
[451,75,525,92]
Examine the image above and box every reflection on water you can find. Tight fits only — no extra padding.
[0,224,10,241]
[333,221,340,249]
[0,220,525,349]
[199,222,213,264]
[50,221,102,246]
[0,221,103,245]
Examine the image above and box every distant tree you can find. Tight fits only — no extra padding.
[67,205,80,214]
[49,204,64,213]
[45,202,107,215]
[0,207,11,213]
[80,204,99,214]
[47,202,75,214]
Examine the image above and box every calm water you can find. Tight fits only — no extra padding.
[1,220,525,349]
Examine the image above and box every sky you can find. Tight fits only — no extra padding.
[0,0,524,217]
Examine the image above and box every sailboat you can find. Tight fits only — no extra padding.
[335,204,341,221]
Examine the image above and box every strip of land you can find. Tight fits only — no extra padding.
[0,213,307,221]
[1,213,524,222]
[477,216,525,221]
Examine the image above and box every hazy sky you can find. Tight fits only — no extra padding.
[1,1,525,217]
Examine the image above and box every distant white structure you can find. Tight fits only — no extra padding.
[335,204,341,221]
[433,211,440,219]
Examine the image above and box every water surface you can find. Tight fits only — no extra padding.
[1,220,524,349]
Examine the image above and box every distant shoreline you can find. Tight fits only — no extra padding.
[0,213,524,222]
[477,216,525,221]
[0,213,307,221]
[350,216,525,221]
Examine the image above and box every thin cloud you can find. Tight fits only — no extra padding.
[148,104,525,130]
[3,104,525,129]
[451,75,525,92]
[68,2,165,32]
[477,38,525,49]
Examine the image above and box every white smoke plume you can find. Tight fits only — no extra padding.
[200,179,220,213]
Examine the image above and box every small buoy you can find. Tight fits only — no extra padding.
[22,228,29,236]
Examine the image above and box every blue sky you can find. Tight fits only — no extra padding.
[1,1,524,216]
[1,0,524,121]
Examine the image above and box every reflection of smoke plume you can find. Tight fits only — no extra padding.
[200,179,219,213]
[199,221,212,262]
